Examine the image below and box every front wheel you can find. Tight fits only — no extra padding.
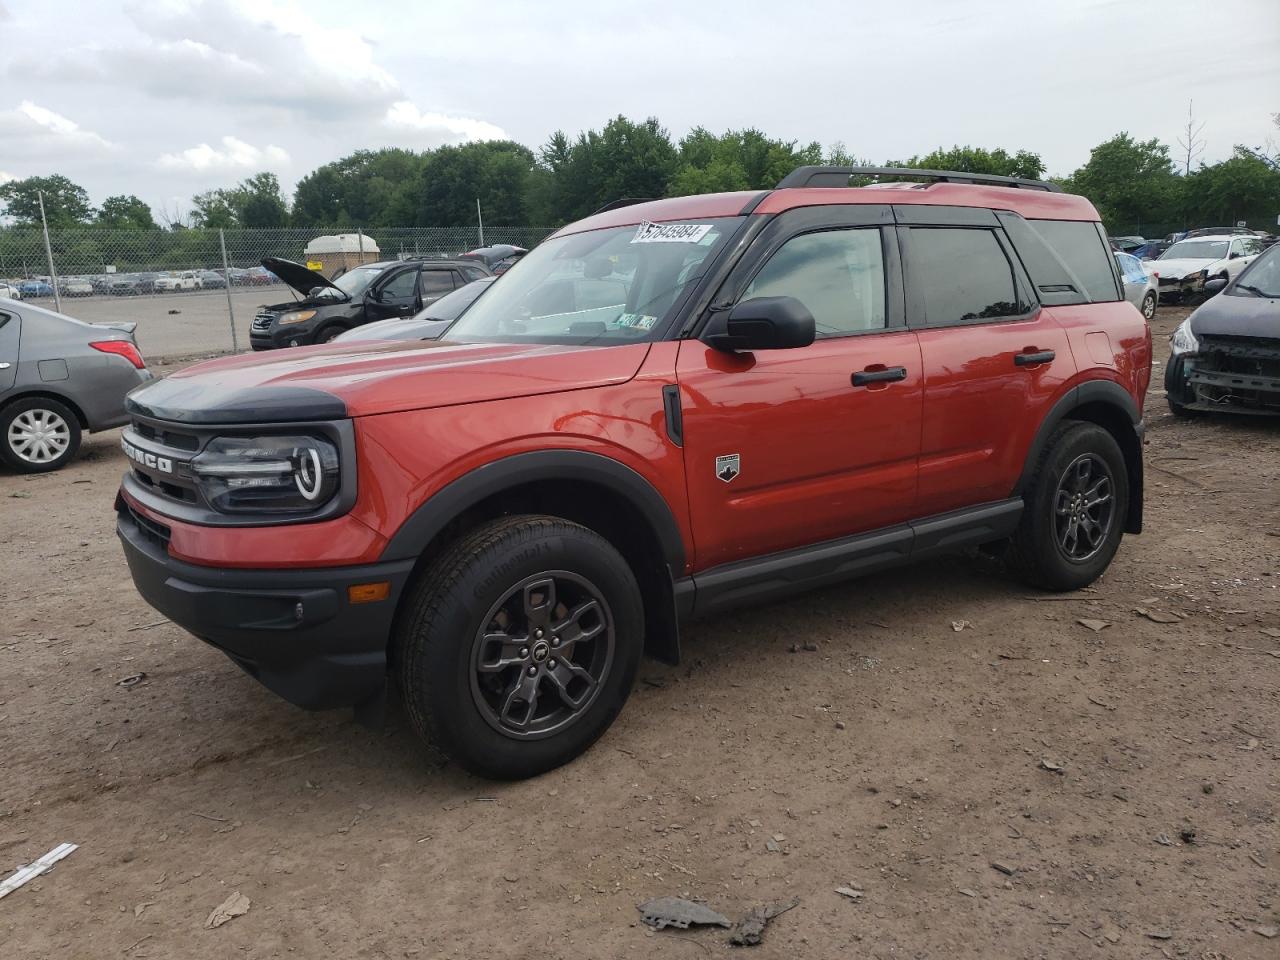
[396,515,644,780]
[1141,291,1157,320]
[1008,422,1128,591]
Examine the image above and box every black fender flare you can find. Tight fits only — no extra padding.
[1016,380,1144,534]
[379,449,688,575]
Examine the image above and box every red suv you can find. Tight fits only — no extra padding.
[117,166,1151,779]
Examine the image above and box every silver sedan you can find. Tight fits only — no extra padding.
[0,299,152,472]
[1116,251,1158,320]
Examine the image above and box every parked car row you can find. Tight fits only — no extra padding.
[1,267,280,299]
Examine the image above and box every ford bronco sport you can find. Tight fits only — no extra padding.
[117,166,1150,779]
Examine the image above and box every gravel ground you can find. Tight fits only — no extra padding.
[1,304,1277,958]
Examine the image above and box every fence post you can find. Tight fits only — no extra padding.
[219,229,239,353]
[357,229,364,265]
[37,191,63,314]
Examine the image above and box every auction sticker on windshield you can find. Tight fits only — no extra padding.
[632,221,713,244]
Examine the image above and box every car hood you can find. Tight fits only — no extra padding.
[336,317,453,343]
[1189,291,1280,340]
[126,339,653,423]
[1153,257,1221,279]
[261,257,346,299]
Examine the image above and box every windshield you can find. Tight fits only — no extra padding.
[324,266,384,299]
[1232,244,1280,298]
[444,218,739,344]
[418,278,494,322]
[1161,240,1228,260]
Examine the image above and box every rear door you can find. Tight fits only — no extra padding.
[676,205,922,570]
[0,310,19,395]
[899,208,1076,518]
[419,268,458,306]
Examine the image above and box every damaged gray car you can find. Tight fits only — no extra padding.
[1165,241,1280,417]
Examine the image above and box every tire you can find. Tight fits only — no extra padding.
[1141,291,1157,320]
[396,515,644,780]
[0,396,82,473]
[315,324,346,344]
[1167,396,1198,419]
[1008,421,1128,591]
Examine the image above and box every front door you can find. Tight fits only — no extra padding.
[368,267,422,320]
[676,210,922,571]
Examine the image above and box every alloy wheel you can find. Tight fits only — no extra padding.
[469,571,615,740]
[1053,454,1115,562]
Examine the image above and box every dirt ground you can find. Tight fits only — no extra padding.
[1,304,1277,959]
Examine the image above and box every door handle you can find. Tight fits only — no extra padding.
[0,362,10,370]
[851,365,908,387]
[1014,350,1055,366]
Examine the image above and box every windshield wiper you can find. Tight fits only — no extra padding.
[1234,283,1276,298]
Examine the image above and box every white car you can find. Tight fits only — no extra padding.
[58,278,94,297]
[152,271,200,292]
[0,281,22,300]
[1153,234,1264,301]
[1115,252,1158,319]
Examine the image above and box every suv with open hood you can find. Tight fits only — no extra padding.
[250,257,492,349]
[117,166,1150,780]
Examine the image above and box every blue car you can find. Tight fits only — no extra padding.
[19,279,54,297]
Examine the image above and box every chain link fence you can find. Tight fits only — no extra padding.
[0,226,556,359]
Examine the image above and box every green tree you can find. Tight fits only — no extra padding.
[291,148,426,227]
[190,188,239,228]
[0,174,94,226]
[898,145,1046,179]
[1185,147,1280,229]
[669,128,822,196]
[1064,133,1181,229]
[236,172,289,228]
[540,117,679,221]
[410,140,535,227]
[96,194,157,230]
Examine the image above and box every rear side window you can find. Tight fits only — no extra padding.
[1029,220,1120,303]
[743,228,886,337]
[419,270,455,297]
[907,228,1029,326]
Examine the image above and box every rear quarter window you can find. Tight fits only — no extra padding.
[1029,219,1120,303]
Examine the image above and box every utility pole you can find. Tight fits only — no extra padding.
[476,198,485,247]
[37,190,63,314]
[218,229,239,352]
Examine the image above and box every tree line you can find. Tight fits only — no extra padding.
[2,114,1277,236]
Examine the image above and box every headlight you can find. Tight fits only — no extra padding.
[1170,319,1198,355]
[278,309,317,325]
[191,435,340,513]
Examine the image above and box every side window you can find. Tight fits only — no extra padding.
[419,270,455,297]
[461,265,489,282]
[908,228,1028,326]
[742,228,886,338]
[1029,220,1121,302]
[1117,253,1144,283]
[380,270,419,300]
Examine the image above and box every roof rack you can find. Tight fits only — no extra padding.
[590,197,658,216]
[776,165,1061,193]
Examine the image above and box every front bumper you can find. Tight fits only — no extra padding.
[116,498,415,710]
[1157,275,1204,299]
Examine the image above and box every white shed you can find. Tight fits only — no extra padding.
[303,233,381,278]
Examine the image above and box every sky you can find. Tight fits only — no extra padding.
[1,0,1277,222]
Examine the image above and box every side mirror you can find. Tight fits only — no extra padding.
[1228,251,1241,260]
[1204,277,1228,295]
[705,296,816,352]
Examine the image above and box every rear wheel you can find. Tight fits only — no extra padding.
[1008,422,1128,591]
[0,397,82,473]
[1141,291,1157,320]
[396,515,644,779]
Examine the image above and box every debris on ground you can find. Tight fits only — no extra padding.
[1254,924,1278,939]
[1154,833,1175,846]
[990,861,1015,876]
[0,842,78,900]
[1260,627,1280,639]
[1178,826,1197,844]
[951,620,971,632]
[637,896,732,931]
[729,897,799,946]
[116,672,148,688]
[834,886,863,901]
[1135,608,1181,624]
[1077,618,1110,632]
[1039,759,1065,774]
[204,891,251,929]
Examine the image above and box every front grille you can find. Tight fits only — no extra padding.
[123,501,171,550]
[130,418,199,451]
[252,311,274,332]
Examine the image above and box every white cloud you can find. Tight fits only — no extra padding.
[156,136,290,173]
[0,171,15,183]
[0,100,115,163]
[384,101,507,146]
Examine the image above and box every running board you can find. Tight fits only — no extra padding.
[687,498,1022,619]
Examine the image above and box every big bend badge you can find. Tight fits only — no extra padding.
[715,454,740,484]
